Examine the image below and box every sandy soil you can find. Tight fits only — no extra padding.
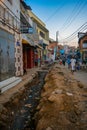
[35,64,87,130]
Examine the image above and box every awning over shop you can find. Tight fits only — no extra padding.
[22,39,34,46]
[22,39,29,44]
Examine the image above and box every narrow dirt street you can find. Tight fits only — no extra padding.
[0,63,87,130]
[74,71,87,86]
[1,0,87,130]
[35,64,87,130]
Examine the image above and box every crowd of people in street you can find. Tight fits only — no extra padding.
[58,54,83,74]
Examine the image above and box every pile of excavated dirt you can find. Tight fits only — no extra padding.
[35,64,87,130]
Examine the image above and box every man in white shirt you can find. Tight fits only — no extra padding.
[70,56,76,74]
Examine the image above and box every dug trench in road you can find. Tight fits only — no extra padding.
[35,64,87,130]
[0,65,51,130]
[0,63,87,130]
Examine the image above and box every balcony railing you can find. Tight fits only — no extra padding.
[0,1,33,33]
[39,35,49,45]
[20,3,33,27]
[20,25,29,33]
[21,27,40,46]
[0,3,20,32]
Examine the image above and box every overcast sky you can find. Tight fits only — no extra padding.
[24,0,87,46]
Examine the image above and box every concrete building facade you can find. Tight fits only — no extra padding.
[0,0,23,82]
[28,10,49,64]
[0,0,50,93]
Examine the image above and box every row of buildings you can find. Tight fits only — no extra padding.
[0,0,50,82]
[0,0,87,85]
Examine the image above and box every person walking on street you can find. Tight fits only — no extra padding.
[62,56,66,66]
[66,57,71,69]
[70,56,76,74]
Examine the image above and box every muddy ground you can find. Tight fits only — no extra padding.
[0,70,47,130]
[0,63,87,130]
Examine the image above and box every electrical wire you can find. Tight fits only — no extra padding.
[45,2,65,23]
[59,22,87,42]
[60,0,87,33]
[59,0,81,31]
[65,25,87,41]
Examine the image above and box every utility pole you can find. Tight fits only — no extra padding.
[56,31,59,59]
[56,31,58,42]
